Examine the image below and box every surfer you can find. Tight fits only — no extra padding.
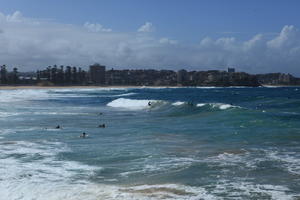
[148,101,152,106]
[55,125,60,129]
[80,132,87,138]
[98,124,106,128]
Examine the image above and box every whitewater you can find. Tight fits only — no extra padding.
[0,87,300,199]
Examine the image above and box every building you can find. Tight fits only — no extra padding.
[228,68,235,73]
[177,69,188,85]
[89,63,106,84]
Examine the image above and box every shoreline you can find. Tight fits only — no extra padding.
[0,85,179,90]
[0,85,299,90]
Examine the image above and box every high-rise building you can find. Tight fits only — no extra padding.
[177,69,188,85]
[228,68,235,73]
[89,63,106,84]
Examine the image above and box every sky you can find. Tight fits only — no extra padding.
[0,0,300,75]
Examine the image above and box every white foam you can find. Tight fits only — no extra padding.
[121,184,216,200]
[196,103,206,107]
[48,88,129,93]
[265,150,300,175]
[206,152,251,168]
[196,86,219,89]
[172,101,185,106]
[262,85,281,88]
[139,86,182,89]
[0,89,50,103]
[219,104,232,110]
[0,181,219,200]
[212,181,294,200]
[0,140,297,199]
[0,139,216,200]
[120,157,197,177]
[0,112,20,118]
[107,98,161,110]
[0,129,16,135]
[32,111,90,116]
[0,88,132,103]
[210,103,238,110]
[110,92,137,97]
[0,140,103,200]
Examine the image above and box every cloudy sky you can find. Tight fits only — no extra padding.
[0,0,300,75]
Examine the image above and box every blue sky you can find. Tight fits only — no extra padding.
[2,0,300,41]
[0,0,300,75]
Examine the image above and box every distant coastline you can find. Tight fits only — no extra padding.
[0,84,299,90]
[0,85,138,90]
[1,64,300,87]
[0,85,181,90]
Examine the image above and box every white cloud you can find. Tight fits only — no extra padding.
[267,25,299,49]
[138,22,155,32]
[159,37,178,45]
[243,34,264,50]
[0,11,300,76]
[200,37,213,47]
[6,11,23,22]
[84,22,112,32]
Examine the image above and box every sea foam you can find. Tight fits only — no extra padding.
[172,101,185,106]
[107,98,161,110]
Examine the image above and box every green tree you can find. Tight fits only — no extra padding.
[0,65,8,84]
[12,67,19,84]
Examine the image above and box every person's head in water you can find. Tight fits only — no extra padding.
[56,125,60,129]
[99,124,105,128]
[80,132,86,138]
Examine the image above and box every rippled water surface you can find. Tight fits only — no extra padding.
[0,87,300,199]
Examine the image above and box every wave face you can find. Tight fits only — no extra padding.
[107,98,160,110]
[1,87,300,199]
[106,98,242,115]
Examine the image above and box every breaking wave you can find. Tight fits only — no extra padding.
[0,88,133,103]
[209,103,240,110]
[0,140,103,200]
[107,98,242,113]
[107,98,166,110]
[170,101,240,110]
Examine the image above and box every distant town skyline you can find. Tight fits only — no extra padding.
[0,0,300,75]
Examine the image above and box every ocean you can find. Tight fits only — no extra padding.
[0,87,300,200]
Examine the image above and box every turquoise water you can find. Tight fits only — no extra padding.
[0,87,300,199]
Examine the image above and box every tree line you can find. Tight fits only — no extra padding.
[37,65,88,85]
[0,65,91,85]
[0,65,19,84]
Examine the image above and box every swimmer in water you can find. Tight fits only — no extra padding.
[187,102,193,106]
[55,125,60,129]
[80,132,87,138]
[148,101,152,106]
[98,124,106,128]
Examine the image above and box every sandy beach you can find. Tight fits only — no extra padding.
[0,85,147,90]
[0,85,296,90]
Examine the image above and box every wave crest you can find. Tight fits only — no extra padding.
[107,98,164,110]
[107,98,241,112]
